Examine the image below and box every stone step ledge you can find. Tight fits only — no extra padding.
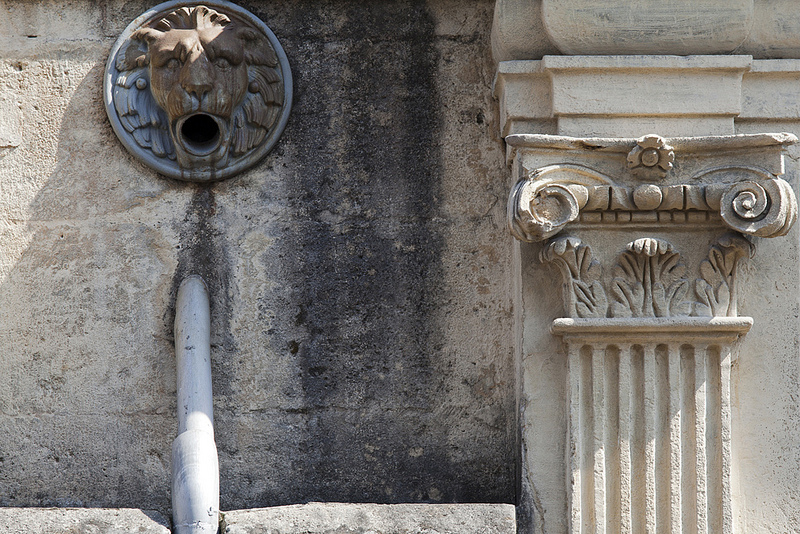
[0,504,516,533]
[221,503,517,534]
[0,508,170,533]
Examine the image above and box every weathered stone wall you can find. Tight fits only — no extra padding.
[0,0,514,516]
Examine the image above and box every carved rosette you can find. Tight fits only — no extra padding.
[104,1,293,182]
[626,134,674,179]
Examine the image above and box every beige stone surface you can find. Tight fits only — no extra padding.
[0,0,513,517]
[491,0,800,60]
[222,503,516,534]
[741,60,800,121]
[739,0,800,59]
[541,0,753,56]
[490,0,558,63]
[0,508,169,533]
[495,56,752,138]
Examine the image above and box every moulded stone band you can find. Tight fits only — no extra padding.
[509,176,798,241]
[551,317,753,344]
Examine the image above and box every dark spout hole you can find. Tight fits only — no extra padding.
[181,114,220,151]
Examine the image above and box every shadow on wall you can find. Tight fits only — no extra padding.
[0,58,180,511]
[0,0,514,517]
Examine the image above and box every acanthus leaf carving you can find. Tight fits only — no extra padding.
[609,238,691,318]
[540,237,607,318]
[540,235,758,320]
[694,233,755,317]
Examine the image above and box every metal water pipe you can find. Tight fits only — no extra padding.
[172,275,220,533]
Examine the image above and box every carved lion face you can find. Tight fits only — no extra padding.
[116,5,284,176]
[140,24,250,122]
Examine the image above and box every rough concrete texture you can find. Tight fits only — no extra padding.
[222,503,516,534]
[0,0,513,518]
[0,508,170,533]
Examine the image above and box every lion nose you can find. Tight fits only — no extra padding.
[183,81,212,100]
[180,53,213,100]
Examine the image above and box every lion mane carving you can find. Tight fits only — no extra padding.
[112,5,284,173]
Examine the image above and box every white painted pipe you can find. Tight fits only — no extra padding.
[172,275,220,534]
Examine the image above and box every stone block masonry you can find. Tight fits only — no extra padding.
[0,0,513,519]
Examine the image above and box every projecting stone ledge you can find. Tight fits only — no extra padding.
[222,503,517,534]
[0,508,170,533]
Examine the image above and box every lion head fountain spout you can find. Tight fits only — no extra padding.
[104,1,292,182]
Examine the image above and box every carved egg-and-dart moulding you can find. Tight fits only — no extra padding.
[104,1,292,182]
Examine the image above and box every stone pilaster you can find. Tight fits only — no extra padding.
[494,41,800,532]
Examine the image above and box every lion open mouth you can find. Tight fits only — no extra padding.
[175,113,227,157]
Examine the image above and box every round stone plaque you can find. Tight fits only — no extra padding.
[104,1,292,182]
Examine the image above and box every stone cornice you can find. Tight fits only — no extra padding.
[504,132,796,159]
[540,234,756,319]
[494,57,800,138]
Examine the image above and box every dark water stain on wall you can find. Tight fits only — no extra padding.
[208,0,514,507]
[143,0,520,508]
[167,186,236,399]
[285,1,449,504]
[144,0,515,509]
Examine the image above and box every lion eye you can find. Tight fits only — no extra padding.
[166,58,181,69]
[214,57,231,69]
